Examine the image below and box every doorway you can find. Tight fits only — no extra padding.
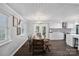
[34,23,49,39]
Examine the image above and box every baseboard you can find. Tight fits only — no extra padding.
[10,37,28,56]
[0,40,12,47]
[50,39,64,40]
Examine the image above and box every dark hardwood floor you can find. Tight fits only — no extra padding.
[14,40,79,56]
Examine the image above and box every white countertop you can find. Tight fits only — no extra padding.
[70,34,79,38]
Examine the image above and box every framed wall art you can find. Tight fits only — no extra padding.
[17,26,21,35]
[13,16,18,27]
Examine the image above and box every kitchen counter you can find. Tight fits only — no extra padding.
[66,34,79,50]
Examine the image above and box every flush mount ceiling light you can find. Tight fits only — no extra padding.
[26,11,50,21]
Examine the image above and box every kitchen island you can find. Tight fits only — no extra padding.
[66,34,79,50]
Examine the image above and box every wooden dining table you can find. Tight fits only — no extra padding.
[28,35,51,52]
[32,38,51,52]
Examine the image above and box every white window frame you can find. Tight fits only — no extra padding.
[0,13,12,46]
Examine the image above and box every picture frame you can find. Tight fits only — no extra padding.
[13,16,22,35]
[13,16,18,27]
[17,19,21,25]
[13,16,14,26]
[17,27,21,35]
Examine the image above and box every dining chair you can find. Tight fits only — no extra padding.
[32,39,46,55]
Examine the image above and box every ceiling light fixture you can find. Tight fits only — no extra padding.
[26,11,49,21]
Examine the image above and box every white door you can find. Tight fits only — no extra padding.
[34,23,49,38]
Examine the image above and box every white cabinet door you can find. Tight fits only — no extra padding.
[66,34,74,47]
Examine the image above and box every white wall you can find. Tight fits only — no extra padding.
[26,21,34,36]
[27,21,60,40]
[27,20,74,40]
[0,4,28,56]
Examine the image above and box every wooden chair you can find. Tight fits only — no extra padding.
[32,39,45,55]
[44,39,51,52]
[28,36,32,52]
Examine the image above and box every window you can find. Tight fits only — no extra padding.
[0,13,11,46]
[0,15,8,41]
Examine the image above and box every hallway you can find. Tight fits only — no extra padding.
[14,40,79,56]
[0,3,79,56]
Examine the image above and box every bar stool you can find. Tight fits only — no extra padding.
[73,38,78,49]
[73,38,78,53]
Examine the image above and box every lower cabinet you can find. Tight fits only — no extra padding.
[66,34,74,47]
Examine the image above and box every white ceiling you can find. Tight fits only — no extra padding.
[6,3,79,23]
